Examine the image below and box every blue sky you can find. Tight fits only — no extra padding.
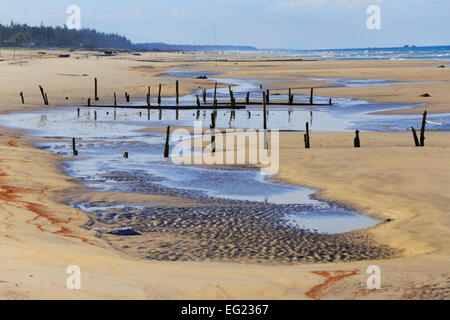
[0,0,449,49]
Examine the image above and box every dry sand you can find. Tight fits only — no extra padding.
[0,50,449,300]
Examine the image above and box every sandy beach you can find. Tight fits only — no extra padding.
[1,50,449,300]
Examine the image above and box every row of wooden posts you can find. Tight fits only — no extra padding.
[28,78,329,109]
[71,107,429,158]
[68,79,429,156]
[71,111,429,158]
[90,78,326,107]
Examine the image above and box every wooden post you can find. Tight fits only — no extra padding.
[196,95,201,107]
[304,122,310,149]
[263,92,267,130]
[87,98,91,106]
[196,110,200,120]
[329,98,332,105]
[202,89,207,105]
[289,89,294,105]
[176,109,179,120]
[310,88,314,105]
[158,84,162,105]
[164,126,171,158]
[176,80,179,105]
[123,152,129,159]
[266,89,270,104]
[213,82,217,106]
[72,138,78,156]
[77,108,80,118]
[20,92,24,104]
[94,111,97,121]
[246,92,250,104]
[94,78,99,101]
[210,112,216,153]
[147,87,151,107]
[411,127,420,147]
[114,93,117,107]
[148,107,150,121]
[354,130,360,148]
[39,85,48,105]
[420,110,427,147]
[159,109,162,120]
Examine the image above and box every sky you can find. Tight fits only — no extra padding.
[0,0,449,49]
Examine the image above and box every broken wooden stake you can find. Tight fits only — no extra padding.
[158,84,162,105]
[246,92,250,104]
[176,80,179,105]
[164,126,171,158]
[20,92,24,104]
[288,89,294,105]
[266,89,270,104]
[94,110,97,121]
[94,78,99,101]
[39,85,48,105]
[420,110,427,147]
[354,130,361,148]
[304,122,310,149]
[202,89,207,105]
[411,127,420,147]
[196,95,201,107]
[147,87,151,107]
[114,93,117,107]
[72,138,78,156]
[210,112,216,154]
[77,108,80,118]
[310,88,314,105]
[263,92,267,130]
[87,98,91,106]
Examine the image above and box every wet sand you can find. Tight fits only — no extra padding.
[1,50,449,299]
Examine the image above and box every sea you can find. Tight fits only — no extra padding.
[262,45,450,61]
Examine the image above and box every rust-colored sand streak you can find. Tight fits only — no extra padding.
[305,269,359,300]
[4,234,21,241]
[0,181,90,244]
[6,140,18,147]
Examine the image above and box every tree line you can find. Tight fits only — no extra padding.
[0,22,132,49]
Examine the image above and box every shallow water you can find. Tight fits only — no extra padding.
[1,75,447,236]
[310,78,450,88]
[0,104,383,234]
